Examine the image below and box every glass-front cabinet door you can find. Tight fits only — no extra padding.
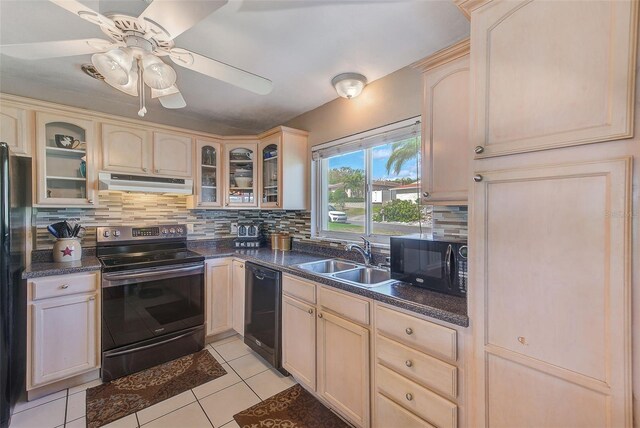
[190,138,222,208]
[224,142,258,208]
[259,134,281,208]
[35,112,96,207]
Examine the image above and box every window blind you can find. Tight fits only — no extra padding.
[311,117,421,161]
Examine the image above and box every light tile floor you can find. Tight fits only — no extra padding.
[10,336,296,428]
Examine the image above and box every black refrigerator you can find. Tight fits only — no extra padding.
[0,142,30,428]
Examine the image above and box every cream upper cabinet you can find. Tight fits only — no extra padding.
[470,0,638,157]
[35,112,98,207]
[153,132,193,177]
[28,272,100,389]
[189,138,223,209]
[469,158,632,427]
[317,310,370,428]
[231,260,245,336]
[101,123,152,174]
[258,128,308,210]
[205,258,233,336]
[416,40,470,205]
[282,295,316,391]
[0,102,31,156]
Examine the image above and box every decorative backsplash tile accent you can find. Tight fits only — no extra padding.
[33,192,467,250]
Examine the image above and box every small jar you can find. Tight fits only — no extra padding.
[53,238,82,263]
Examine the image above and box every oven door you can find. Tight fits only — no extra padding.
[101,262,205,352]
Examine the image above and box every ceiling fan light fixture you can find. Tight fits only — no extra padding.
[332,73,367,99]
[142,54,177,90]
[91,49,133,85]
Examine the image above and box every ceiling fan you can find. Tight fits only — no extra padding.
[0,0,273,117]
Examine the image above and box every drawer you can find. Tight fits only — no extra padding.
[283,274,316,304]
[376,392,435,428]
[319,286,369,325]
[376,305,457,361]
[30,272,99,300]
[376,364,457,428]
[377,335,457,399]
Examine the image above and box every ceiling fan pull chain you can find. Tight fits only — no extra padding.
[137,59,147,117]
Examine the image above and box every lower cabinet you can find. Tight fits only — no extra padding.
[317,310,370,428]
[282,295,316,390]
[205,258,233,336]
[27,272,100,389]
[231,259,245,336]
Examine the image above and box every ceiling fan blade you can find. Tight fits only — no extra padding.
[138,0,228,40]
[169,48,273,95]
[0,38,116,60]
[159,92,187,109]
[48,0,119,31]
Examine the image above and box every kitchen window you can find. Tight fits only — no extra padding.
[313,118,423,243]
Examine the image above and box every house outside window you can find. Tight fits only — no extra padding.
[312,117,425,243]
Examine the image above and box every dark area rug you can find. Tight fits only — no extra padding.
[86,349,226,428]
[233,384,349,428]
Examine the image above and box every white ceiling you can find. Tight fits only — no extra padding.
[0,0,469,134]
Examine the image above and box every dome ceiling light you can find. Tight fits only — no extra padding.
[332,73,367,99]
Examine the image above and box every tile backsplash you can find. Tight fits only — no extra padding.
[33,192,467,250]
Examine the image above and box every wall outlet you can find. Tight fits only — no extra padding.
[186,224,194,234]
[231,222,238,234]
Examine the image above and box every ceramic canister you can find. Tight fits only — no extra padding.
[53,238,82,263]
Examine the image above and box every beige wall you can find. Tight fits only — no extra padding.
[284,66,422,147]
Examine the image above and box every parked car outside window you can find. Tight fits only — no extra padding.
[328,205,348,223]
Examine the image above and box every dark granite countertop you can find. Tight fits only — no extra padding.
[191,246,469,327]
[21,245,468,327]
[22,256,102,279]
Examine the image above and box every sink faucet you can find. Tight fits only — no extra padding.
[345,237,372,265]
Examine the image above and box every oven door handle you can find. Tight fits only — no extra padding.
[103,264,204,287]
[104,329,198,357]
[445,244,452,279]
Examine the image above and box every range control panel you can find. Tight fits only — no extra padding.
[97,224,188,243]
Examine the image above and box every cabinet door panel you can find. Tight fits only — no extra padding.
[31,293,98,387]
[206,260,233,336]
[153,132,193,177]
[282,295,316,390]
[471,158,631,427]
[318,311,369,428]
[0,104,30,156]
[471,0,637,156]
[102,124,151,174]
[232,260,245,335]
[422,54,469,203]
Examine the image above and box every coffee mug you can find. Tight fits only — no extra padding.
[55,134,80,149]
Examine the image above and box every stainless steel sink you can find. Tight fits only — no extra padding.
[332,267,394,287]
[295,259,359,274]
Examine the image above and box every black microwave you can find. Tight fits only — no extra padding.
[390,235,468,297]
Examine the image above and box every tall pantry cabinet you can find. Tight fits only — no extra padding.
[462,0,638,427]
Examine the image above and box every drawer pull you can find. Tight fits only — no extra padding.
[308,308,314,314]
[517,336,528,345]
[318,313,323,318]
[60,284,69,289]
[405,327,413,335]
[405,393,413,401]
[405,360,413,367]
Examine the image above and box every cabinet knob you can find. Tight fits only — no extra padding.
[405,393,413,401]
[88,199,94,204]
[318,313,323,318]
[405,327,413,335]
[143,167,148,172]
[422,192,430,198]
[405,360,413,367]
[473,174,483,183]
[308,308,314,314]
[276,202,279,207]
[155,169,159,173]
[88,296,95,301]
[517,336,528,345]
[60,284,69,289]
[474,145,485,154]
[225,202,229,206]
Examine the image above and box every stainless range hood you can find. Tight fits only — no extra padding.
[98,172,193,195]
